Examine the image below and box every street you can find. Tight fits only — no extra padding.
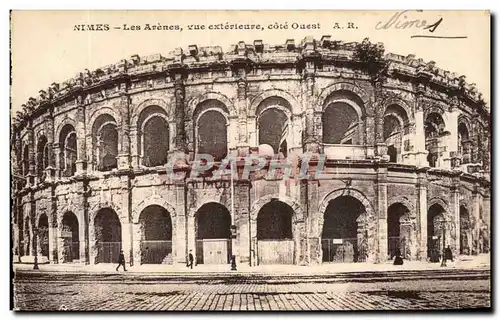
[13,268,491,311]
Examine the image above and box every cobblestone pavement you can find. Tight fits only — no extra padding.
[13,272,490,311]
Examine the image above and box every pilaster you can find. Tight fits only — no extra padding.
[417,168,428,261]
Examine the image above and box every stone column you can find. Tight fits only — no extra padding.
[129,127,140,169]
[413,109,428,166]
[236,78,249,156]
[302,67,320,153]
[451,173,461,257]
[174,185,187,264]
[376,164,388,262]
[75,98,87,174]
[174,78,186,151]
[78,209,86,263]
[472,184,481,255]
[132,222,142,265]
[49,189,58,264]
[417,168,428,261]
[236,182,250,265]
[27,126,35,187]
[117,84,131,170]
[186,211,196,263]
[45,113,56,181]
[443,107,459,169]
[365,115,375,149]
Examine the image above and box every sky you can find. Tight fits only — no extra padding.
[10,10,490,113]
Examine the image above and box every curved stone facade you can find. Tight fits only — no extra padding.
[11,37,490,267]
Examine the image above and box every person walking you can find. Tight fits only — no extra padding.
[116,249,127,271]
[188,250,194,269]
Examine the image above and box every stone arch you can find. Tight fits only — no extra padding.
[424,105,449,133]
[188,92,236,118]
[318,188,375,235]
[57,202,82,227]
[87,106,123,134]
[428,197,449,213]
[89,201,125,225]
[388,196,416,216]
[381,97,414,121]
[249,89,302,116]
[316,82,370,114]
[458,115,472,135]
[132,195,177,223]
[34,127,46,142]
[250,194,303,222]
[318,188,376,263]
[35,208,51,227]
[55,117,78,145]
[130,98,172,128]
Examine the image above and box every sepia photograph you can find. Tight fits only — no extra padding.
[9,10,491,311]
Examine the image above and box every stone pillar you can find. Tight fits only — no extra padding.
[417,168,428,261]
[174,78,186,151]
[186,211,196,263]
[472,184,481,255]
[79,209,87,263]
[443,108,459,169]
[132,222,142,265]
[174,185,187,264]
[236,182,250,265]
[45,114,56,180]
[49,191,58,264]
[27,126,35,187]
[75,99,87,174]
[376,165,388,262]
[117,85,131,170]
[236,78,249,155]
[302,70,320,153]
[129,127,140,169]
[365,115,375,149]
[451,174,461,258]
[29,200,36,256]
[413,109,428,166]
[296,220,307,266]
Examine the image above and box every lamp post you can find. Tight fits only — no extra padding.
[434,216,454,267]
[33,228,39,270]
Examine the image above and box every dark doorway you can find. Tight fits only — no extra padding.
[139,205,173,264]
[321,196,367,263]
[94,208,122,263]
[427,204,445,258]
[61,212,79,262]
[257,200,294,265]
[38,214,49,258]
[387,203,409,260]
[460,206,470,255]
[195,203,231,264]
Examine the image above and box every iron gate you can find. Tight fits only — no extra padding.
[322,238,367,263]
[96,242,122,263]
[140,240,173,264]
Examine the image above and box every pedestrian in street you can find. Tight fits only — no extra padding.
[188,250,194,269]
[444,245,454,262]
[116,249,127,272]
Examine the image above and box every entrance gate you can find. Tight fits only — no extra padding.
[322,238,367,263]
[96,241,121,263]
[196,239,231,264]
[257,239,294,265]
